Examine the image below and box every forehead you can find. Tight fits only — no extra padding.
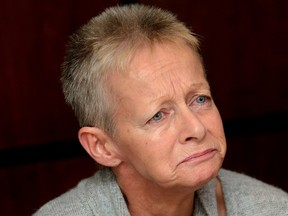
[122,42,205,86]
[108,42,208,102]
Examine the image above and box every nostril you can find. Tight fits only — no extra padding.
[185,137,193,142]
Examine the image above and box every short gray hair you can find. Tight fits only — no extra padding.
[61,4,200,135]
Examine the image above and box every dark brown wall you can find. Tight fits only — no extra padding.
[1,0,287,215]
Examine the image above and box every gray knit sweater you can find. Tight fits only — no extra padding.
[33,169,288,215]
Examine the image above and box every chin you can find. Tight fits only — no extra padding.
[196,159,223,189]
[199,166,220,184]
[179,157,223,190]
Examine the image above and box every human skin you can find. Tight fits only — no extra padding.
[108,42,227,215]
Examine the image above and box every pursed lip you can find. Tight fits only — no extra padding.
[179,148,217,165]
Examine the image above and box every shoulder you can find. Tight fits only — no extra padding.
[219,169,288,215]
[33,168,128,216]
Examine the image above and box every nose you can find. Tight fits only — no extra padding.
[178,107,207,144]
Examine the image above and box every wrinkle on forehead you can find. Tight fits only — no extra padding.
[129,43,184,78]
[126,43,208,97]
[129,42,205,78]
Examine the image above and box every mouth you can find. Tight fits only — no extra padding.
[179,148,217,165]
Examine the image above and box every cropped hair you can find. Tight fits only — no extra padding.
[61,4,200,135]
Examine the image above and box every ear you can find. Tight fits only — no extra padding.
[78,127,122,167]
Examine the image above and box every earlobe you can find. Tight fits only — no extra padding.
[78,127,122,167]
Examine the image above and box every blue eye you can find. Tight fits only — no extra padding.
[196,96,207,104]
[151,111,163,121]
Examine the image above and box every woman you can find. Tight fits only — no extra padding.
[34,4,288,216]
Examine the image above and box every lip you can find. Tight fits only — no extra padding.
[179,148,217,165]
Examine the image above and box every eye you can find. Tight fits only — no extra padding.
[196,96,207,104]
[190,95,212,109]
[151,111,163,122]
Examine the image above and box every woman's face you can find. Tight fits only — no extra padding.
[110,42,226,190]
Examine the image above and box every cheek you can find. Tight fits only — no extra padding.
[115,128,156,164]
[118,130,176,170]
[211,117,225,137]
[205,111,227,149]
[206,109,225,134]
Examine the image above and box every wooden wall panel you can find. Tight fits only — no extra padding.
[0,0,118,149]
[224,131,288,191]
[1,1,287,215]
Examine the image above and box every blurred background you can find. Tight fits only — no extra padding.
[1,0,287,215]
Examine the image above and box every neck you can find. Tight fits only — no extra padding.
[112,164,195,216]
